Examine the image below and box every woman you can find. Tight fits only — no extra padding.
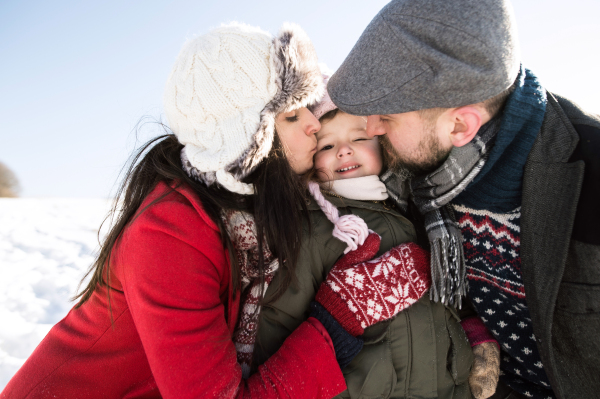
[1,23,408,399]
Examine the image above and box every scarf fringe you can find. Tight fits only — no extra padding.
[428,233,467,308]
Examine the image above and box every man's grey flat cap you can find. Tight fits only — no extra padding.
[328,0,521,115]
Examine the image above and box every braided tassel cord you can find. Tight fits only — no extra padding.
[308,181,369,253]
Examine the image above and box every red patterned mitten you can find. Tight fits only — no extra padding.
[316,235,431,336]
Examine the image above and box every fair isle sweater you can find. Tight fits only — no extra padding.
[452,68,555,399]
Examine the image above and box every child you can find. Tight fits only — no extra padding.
[254,83,496,399]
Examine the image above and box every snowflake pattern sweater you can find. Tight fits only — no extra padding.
[452,68,555,399]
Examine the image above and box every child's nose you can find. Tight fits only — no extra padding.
[337,145,353,158]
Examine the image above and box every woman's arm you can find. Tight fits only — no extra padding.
[115,192,345,398]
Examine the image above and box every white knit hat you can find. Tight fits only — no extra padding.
[164,22,324,195]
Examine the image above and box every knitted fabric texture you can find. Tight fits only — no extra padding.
[329,175,388,201]
[221,209,279,379]
[309,302,364,370]
[410,114,503,307]
[166,22,323,195]
[454,66,547,212]
[308,181,369,254]
[311,74,337,120]
[454,205,554,399]
[450,68,554,399]
[460,316,498,348]
[316,233,431,336]
[380,168,410,213]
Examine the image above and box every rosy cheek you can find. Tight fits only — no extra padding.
[315,152,332,170]
[313,155,323,169]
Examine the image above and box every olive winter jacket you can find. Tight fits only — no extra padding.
[255,194,473,399]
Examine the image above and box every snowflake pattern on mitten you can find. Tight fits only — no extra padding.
[317,236,431,336]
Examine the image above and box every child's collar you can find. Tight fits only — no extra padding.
[323,175,388,201]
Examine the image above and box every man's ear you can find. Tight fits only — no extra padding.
[448,106,484,147]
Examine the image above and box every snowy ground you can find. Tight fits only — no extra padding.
[0,198,112,390]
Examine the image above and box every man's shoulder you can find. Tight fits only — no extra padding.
[550,92,600,170]
[552,92,600,130]
[530,92,600,163]
[545,92,600,245]
[555,94,600,164]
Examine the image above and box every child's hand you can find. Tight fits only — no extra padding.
[469,342,501,399]
[315,234,431,336]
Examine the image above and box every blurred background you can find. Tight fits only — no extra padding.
[1,0,599,198]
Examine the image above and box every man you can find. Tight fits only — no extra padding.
[328,0,600,398]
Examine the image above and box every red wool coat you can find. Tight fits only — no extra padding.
[1,182,345,399]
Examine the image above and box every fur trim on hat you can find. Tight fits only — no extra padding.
[181,23,324,193]
[230,23,324,179]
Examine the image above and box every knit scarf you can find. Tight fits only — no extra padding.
[380,168,411,213]
[221,209,279,379]
[329,175,389,201]
[385,66,545,308]
[412,115,502,307]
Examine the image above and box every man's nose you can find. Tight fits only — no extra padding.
[366,115,385,137]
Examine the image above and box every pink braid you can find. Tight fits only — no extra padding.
[308,181,370,254]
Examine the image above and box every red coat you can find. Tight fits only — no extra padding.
[2,182,345,399]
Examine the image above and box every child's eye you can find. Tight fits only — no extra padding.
[354,138,367,142]
[319,145,333,151]
[285,115,299,122]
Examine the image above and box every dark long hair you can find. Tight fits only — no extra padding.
[74,127,308,309]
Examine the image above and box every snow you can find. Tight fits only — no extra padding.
[0,198,113,390]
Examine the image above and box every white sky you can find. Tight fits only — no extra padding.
[1,0,599,197]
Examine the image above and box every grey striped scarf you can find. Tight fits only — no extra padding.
[384,116,502,307]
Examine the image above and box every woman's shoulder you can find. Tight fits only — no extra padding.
[111,180,231,294]
[136,180,220,232]
[118,181,227,269]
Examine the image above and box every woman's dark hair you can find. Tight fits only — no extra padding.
[74,126,309,310]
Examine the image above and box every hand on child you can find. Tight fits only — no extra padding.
[315,232,431,336]
[469,342,501,399]
[460,316,501,398]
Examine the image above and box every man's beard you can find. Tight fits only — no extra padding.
[380,130,451,177]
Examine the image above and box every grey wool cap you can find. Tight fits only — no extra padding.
[328,0,521,115]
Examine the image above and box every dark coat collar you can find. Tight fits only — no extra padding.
[520,91,585,398]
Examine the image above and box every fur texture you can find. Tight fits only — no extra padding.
[229,23,324,179]
[182,23,323,188]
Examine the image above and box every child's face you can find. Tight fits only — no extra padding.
[314,111,383,182]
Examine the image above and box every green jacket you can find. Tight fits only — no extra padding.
[255,194,473,398]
